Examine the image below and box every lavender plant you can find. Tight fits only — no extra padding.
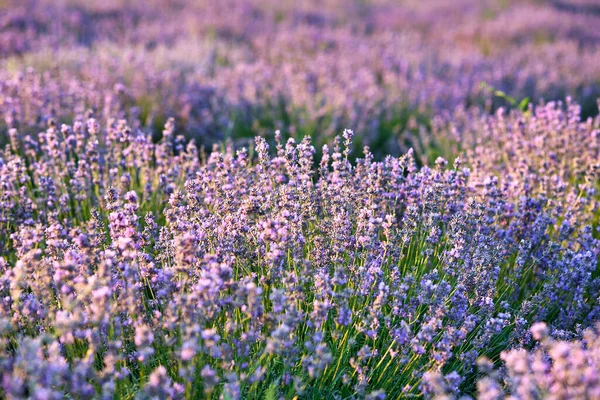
[470,322,600,399]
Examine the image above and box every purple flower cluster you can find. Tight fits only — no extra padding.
[431,98,600,230]
[473,322,600,399]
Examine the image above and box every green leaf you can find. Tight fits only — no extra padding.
[265,382,278,400]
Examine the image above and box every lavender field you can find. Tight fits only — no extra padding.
[0,0,599,399]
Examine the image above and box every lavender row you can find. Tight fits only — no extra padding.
[1,0,599,155]
[0,109,598,397]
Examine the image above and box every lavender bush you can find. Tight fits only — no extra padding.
[1,0,599,398]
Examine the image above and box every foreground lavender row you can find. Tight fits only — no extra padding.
[0,101,598,398]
